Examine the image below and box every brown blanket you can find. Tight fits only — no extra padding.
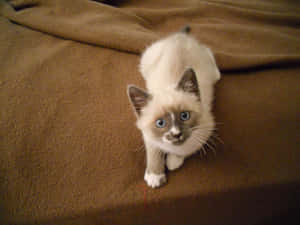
[1,0,300,224]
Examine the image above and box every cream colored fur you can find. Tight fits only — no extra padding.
[138,32,220,156]
[140,32,220,108]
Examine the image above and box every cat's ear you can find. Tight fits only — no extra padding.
[127,85,151,117]
[177,68,200,99]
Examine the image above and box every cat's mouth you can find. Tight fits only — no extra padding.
[164,134,187,145]
[171,139,184,145]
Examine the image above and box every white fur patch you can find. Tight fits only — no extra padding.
[170,126,180,135]
[166,154,185,171]
[144,172,166,188]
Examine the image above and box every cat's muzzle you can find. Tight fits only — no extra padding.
[166,132,186,145]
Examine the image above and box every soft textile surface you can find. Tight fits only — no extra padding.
[0,0,300,224]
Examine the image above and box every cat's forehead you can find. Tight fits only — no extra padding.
[148,92,200,115]
[153,106,183,119]
[137,89,202,129]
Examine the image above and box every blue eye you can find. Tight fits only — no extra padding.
[180,111,190,121]
[156,119,166,128]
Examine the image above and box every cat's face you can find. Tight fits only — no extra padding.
[149,108,199,146]
[128,68,205,149]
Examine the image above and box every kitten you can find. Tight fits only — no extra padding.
[127,26,221,188]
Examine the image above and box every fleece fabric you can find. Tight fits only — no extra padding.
[0,0,300,224]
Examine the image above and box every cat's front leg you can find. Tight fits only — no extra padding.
[144,142,166,188]
[166,153,185,171]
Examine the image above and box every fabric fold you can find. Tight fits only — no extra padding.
[1,0,300,70]
[0,0,158,54]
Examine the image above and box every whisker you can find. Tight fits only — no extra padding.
[192,123,216,128]
[191,121,224,132]
[206,139,217,156]
[191,127,217,133]
[189,135,207,158]
[191,124,218,130]
[201,147,207,156]
[187,121,224,157]
[197,137,214,150]
[211,133,224,145]
[207,137,217,147]
[192,133,217,156]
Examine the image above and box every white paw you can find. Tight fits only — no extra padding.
[166,154,184,171]
[144,172,166,188]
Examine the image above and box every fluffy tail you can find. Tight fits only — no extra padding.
[180,25,191,34]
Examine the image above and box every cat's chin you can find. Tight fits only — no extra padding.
[164,139,185,146]
[162,134,188,146]
[144,134,201,156]
[154,139,199,157]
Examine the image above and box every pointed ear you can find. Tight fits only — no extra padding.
[177,68,200,99]
[127,85,151,116]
